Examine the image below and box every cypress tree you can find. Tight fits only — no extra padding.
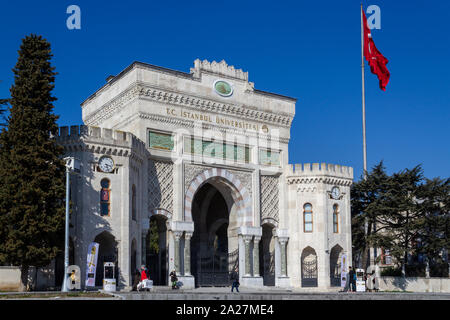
[0,35,66,291]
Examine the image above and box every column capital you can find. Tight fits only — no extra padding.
[243,235,253,243]
[185,232,193,240]
[173,231,183,240]
[253,236,262,243]
[278,237,289,245]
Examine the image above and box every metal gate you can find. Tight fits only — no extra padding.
[197,249,238,287]
[301,257,318,287]
[263,252,275,286]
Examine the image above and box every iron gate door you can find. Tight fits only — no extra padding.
[301,258,318,287]
[197,249,238,287]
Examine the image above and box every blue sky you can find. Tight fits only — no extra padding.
[0,1,449,181]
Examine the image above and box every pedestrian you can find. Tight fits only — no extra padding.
[230,267,239,293]
[137,265,148,291]
[170,270,178,289]
[341,270,350,292]
[348,266,356,292]
[132,269,140,291]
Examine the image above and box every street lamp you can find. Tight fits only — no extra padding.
[61,157,80,292]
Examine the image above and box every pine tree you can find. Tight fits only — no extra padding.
[351,161,393,269]
[0,35,66,291]
[416,177,450,274]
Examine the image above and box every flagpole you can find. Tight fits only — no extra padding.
[361,3,367,180]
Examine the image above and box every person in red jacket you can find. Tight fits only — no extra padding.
[137,265,148,291]
[140,265,148,281]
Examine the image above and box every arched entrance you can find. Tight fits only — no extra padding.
[259,224,275,286]
[191,181,239,287]
[330,244,343,287]
[94,231,118,287]
[301,246,318,287]
[146,214,168,285]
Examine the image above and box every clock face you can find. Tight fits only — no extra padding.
[99,156,114,173]
[331,186,340,199]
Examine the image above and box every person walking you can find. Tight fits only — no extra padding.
[170,270,178,289]
[230,267,239,293]
[348,266,356,292]
[137,265,148,291]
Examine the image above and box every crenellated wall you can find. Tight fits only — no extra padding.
[285,162,353,180]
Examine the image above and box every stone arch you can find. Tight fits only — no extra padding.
[93,231,118,287]
[259,222,276,286]
[146,209,169,286]
[184,168,252,226]
[301,246,318,287]
[149,208,172,223]
[329,244,344,287]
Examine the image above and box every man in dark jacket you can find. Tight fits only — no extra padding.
[230,267,239,293]
[348,266,356,292]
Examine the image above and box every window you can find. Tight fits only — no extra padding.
[303,203,313,233]
[100,179,111,216]
[132,184,136,221]
[381,248,392,265]
[333,204,339,233]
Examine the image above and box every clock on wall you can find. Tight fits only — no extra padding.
[98,156,115,173]
[331,186,340,200]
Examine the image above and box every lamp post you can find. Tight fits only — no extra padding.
[61,157,80,292]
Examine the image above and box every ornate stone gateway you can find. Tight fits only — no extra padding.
[190,180,240,287]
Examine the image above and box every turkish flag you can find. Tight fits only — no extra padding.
[362,9,390,91]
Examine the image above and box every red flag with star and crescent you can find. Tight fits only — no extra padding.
[362,8,390,91]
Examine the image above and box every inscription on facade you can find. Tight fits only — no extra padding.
[166,108,261,132]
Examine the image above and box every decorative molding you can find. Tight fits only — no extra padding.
[184,164,253,200]
[148,160,174,214]
[260,175,279,222]
[287,177,353,187]
[84,82,294,129]
[184,166,253,226]
[139,112,290,145]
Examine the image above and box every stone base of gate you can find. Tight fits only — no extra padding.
[177,275,195,289]
[240,276,263,288]
[276,276,290,288]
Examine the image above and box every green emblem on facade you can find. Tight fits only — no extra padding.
[184,137,250,163]
[259,149,281,166]
[149,131,174,151]
[214,80,233,97]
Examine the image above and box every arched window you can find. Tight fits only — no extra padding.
[132,184,136,221]
[303,203,313,233]
[333,204,339,233]
[100,178,111,216]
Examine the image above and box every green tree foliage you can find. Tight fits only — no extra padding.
[416,177,450,266]
[352,162,449,275]
[147,219,160,254]
[0,35,66,291]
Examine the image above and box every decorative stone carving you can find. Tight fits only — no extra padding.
[148,160,173,213]
[260,175,279,222]
[184,164,252,200]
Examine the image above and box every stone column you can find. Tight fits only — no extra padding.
[279,237,288,277]
[174,231,183,273]
[253,236,261,277]
[243,235,252,276]
[184,232,193,276]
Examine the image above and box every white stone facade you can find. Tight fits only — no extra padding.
[58,59,353,290]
